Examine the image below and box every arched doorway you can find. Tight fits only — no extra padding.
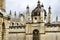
[2,22,5,40]
[33,29,39,40]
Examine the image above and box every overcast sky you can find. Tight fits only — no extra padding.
[6,0,60,22]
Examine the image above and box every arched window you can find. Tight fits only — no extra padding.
[33,29,39,40]
[2,22,5,40]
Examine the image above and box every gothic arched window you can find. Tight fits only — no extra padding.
[33,29,39,40]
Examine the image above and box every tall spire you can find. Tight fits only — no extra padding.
[9,10,12,15]
[9,10,12,21]
[26,5,30,23]
[14,11,16,16]
[26,5,30,14]
[48,6,51,13]
[48,6,52,23]
[14,11,16,25]
[56,16,58,24]
[14,11,16,21]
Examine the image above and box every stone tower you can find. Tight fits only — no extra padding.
[26,5,30,23]
[48,6,52,23]
[0,0,9,40]
[0,0,6,12]
[26,1,47,40]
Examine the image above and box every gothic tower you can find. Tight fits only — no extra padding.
[48,6,52,23]
[0,0,6,12]
[26,1,47,40]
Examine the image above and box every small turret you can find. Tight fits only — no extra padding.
[9,10,12,16]
[40,3,47,23]
[48,6,52,23]
[19,12,20,19]
[14,11,16,22]
[26,5,30,23]
[14,11,16,16]
[13,11,16,26]
[56,16,58,24]
[41,3,44,12]
[9,10,12,25]
[9,10,12,20]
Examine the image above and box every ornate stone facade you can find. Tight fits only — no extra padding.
[0,0,60,40]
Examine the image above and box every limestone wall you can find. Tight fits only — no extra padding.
[26,35,32,40]
[40,32,60,40]
[9,33,25,40]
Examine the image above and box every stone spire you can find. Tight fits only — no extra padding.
[14,11,16,16]
[9,10,12,15]
[48,6,52,23]
[26,5,30,23]
[9,10,12,26]
[14,11,16,21]
[48,6,51,13]
[26,5,30,13]
[19,12,20,18]
[56,16,58,24]
[9,10,12,20]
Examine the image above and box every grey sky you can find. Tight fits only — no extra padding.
[6,0,60,22]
